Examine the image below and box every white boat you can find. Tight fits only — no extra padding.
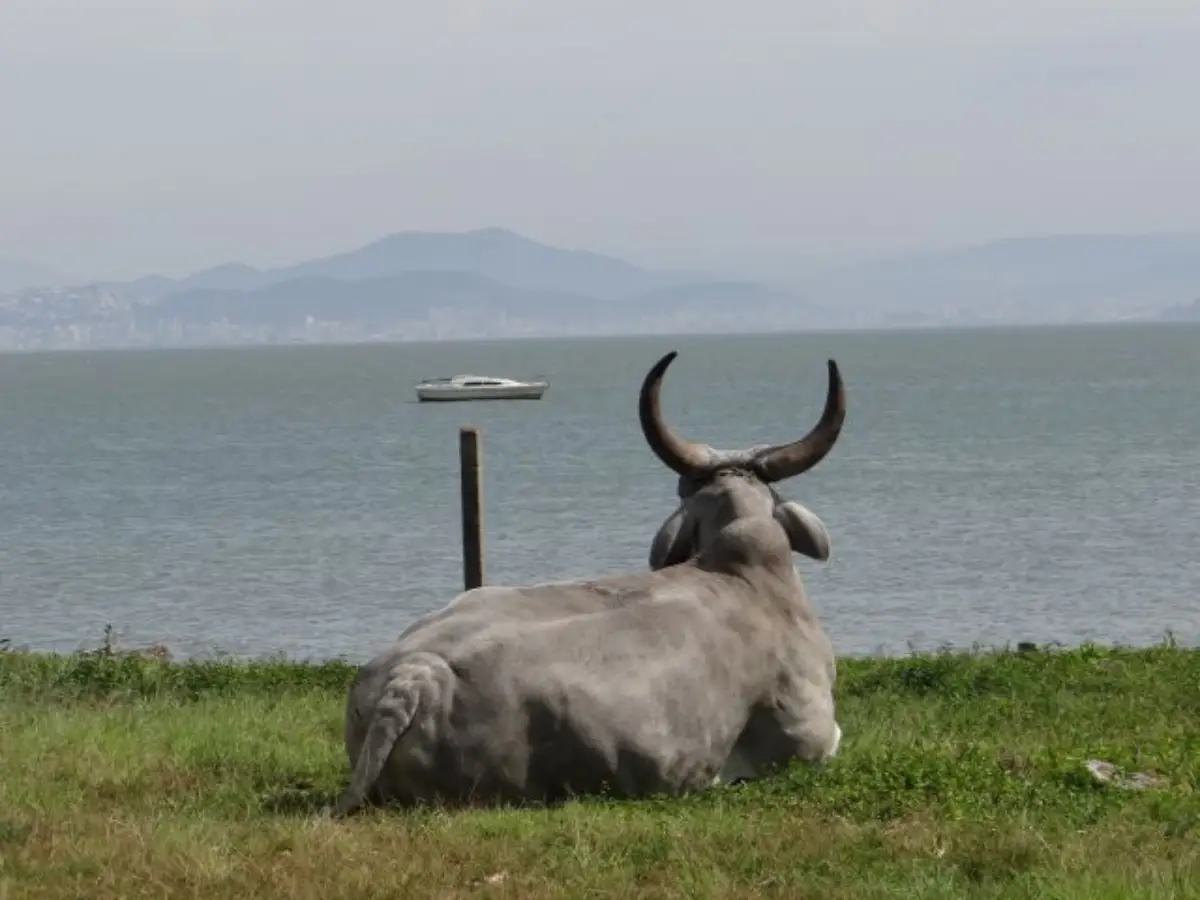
[415,374,549,402]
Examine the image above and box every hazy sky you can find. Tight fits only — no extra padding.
[2,0,1200,282]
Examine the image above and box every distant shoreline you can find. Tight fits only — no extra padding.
[3,629,1191,666]
[0,317,1192,358]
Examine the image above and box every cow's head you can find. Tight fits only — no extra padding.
[640,351,846,571]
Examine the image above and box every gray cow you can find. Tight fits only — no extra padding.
[332,350,846,816]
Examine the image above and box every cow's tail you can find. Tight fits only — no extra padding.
[330,653,449,818]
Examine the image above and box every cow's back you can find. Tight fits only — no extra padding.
[378,582,774,803]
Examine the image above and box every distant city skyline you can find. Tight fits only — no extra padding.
[3,0,1200,283]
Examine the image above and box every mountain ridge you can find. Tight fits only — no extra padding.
[796,231,1200,322]
[97,227,699,302]
[3,229,1199,351]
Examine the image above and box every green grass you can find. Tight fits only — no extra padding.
[2,635,1200,898]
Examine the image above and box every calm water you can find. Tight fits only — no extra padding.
[2,325,1198,661]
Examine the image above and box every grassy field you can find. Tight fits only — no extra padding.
[2,637,1199,899]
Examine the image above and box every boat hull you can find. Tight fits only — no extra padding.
[416,383,548,402]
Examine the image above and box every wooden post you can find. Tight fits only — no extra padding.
[459,426,485,590]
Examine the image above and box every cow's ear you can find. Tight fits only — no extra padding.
[649,506,696,570]
[774,501,831,562]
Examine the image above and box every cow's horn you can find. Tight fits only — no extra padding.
[638,351,712,476]
[752,359,846,483]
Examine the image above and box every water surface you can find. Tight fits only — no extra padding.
[2,324,1197,661]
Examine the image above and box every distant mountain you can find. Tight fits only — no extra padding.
[801,233,1200,323]
[130,270,815,339]
[0,258,67,292]
[179,262,270,294]
[1159,297,1200,322]
[136,271,596,329]
[631,280,797,310]
[626,280,824,328]
[7,229,1200,352]
[277,227,685,300]
[3,229,815,349]
[114,227,690,303]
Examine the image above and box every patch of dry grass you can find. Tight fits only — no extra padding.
[2,638,1199,898]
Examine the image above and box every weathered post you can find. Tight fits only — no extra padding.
[459,426,485,590]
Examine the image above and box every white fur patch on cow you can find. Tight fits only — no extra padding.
[827,722,843,759]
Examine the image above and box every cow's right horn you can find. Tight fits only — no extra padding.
[752,359,846,483]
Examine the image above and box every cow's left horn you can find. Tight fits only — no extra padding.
[638,351,712,476]
[752,359,846,483]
